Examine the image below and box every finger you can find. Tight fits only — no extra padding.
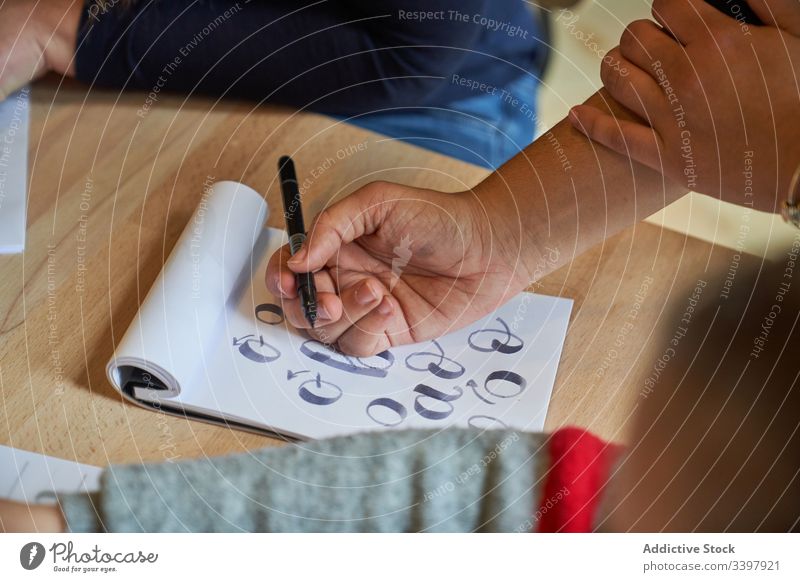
[620,19,684,74]
[336,296,397,357]
[286,182,392,273]
[281,271,340,330]
[569,105,665,173]
[651,0,737,44]
[266,243,301,299]
[747,0,800,35]
[282,291,342,329]
[600,47,669,121]
[306,278,386,345]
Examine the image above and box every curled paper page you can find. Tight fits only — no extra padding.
[107,181,268,398]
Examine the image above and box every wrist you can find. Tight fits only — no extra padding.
[467,179,542,292]
[465,180,538,295]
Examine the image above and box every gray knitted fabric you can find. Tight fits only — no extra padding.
[59,429,549,532]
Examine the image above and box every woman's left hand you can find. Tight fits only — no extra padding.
[569,0,800,211]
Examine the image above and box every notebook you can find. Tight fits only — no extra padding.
[0,88,30,254]
[106,181,573,440]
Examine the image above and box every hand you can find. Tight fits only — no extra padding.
[0,499,65,532]
[266,181,528,356]
[569,0,800,211]
[0,0,80,101]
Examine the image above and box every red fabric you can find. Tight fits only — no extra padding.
[536,427,622,533]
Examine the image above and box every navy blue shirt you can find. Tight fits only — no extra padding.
[75,1,546,115]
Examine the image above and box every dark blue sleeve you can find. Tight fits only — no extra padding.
[74,0,494,114]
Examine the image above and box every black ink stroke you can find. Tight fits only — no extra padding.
[255,303,285,326]
[233,335,281,364]
[468,318,524,354]
[468,378,493,405]
[469,371,527,404]
[413,383,463,421]
[287,369,309,380]
[405,340,465,379]
[366,398,408,427]
[484,370,527,399]
[300,340,394,377]
[298,374,343,406]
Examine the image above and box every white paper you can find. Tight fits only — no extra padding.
[0,445,101,504]
[108,181,268,396]
[109,182,573,440]
[0,88,30,254]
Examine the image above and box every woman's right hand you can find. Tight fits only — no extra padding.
[266,181,532,357]
[0,0,79,101]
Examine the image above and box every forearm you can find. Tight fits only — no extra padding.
[477,89,688,285]
[58,429,546,532]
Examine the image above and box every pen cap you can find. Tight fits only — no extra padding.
[278,156,295,180]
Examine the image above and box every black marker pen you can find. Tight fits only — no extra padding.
[278,156,318,328]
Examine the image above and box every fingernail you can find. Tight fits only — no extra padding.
[377,296,393,317]
[317,305,331,320]
[289,248,307,265]
[356,281,379,305]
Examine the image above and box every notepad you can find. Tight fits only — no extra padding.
[0,445,101,504]
[106,181,573,440]
[0,88,30,254]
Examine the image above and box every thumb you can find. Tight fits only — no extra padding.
[747,0,800,36]
[569,105,665,175]
[287,182,391,272]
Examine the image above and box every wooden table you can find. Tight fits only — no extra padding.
[0,81,759,466]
